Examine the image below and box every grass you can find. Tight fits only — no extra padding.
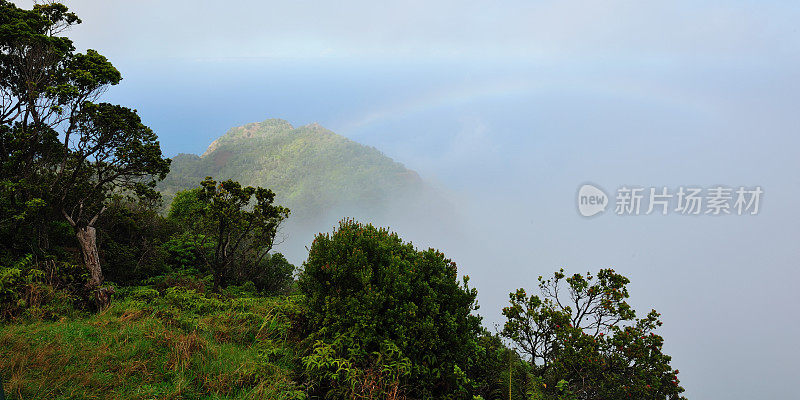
[0,287,307,400]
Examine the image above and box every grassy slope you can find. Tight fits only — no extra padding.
[0,288,306,400]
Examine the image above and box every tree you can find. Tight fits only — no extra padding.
[174,177,289,292]
[56,102,170,288]
[0,1,80,257]
[502,269,686,400]
[0,1,170,296]
[298,219,482,399]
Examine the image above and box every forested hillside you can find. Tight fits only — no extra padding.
[160,119,429,222]
[0,2,686,399]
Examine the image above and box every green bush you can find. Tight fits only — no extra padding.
[163,286,225,315]
[0,255,83,320]
[162,233,210,273]
[97,198,175,285]
[0,258,36,316]
[466,332,534,400]
[231,252,296,295]
[124,286,160,302]
[142,269,212,293]
[224,280,259,297]
[298,219,482,399]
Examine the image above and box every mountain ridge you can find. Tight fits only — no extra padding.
[159,118,428,223]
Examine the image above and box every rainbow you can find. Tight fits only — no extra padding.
[339,72,719,133]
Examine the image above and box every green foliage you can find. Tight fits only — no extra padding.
[167,187,205,228]
[0,0,80,258]
[126,286,159,302]
[0,255,42,316]
[142,269,212,294]
[302,338,412,399]
[466,332,533,400]
[502,269,686,400]
[57,101,171,227]
[299,219,482,399]
[0,0,171,289]
[170,177,289,292]
[96,198,177,285]
[158,119,429,222]
[231,252,296,295]
[161,233,208,273]
[0,255,85,320]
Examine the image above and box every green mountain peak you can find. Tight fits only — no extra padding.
[160,119,426,223]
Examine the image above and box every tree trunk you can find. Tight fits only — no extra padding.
[76,226,103,287]
[212,266,226,293]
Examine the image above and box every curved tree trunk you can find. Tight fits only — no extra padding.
[76,226,103,287]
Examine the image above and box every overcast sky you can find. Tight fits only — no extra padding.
[14,1,800,399]
[34,0,798,63]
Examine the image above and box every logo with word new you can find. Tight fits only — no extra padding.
[577,184,609,217]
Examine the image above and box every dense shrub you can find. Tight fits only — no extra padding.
[298,219,482,399]
[0,255,86,320]
[231,252,296,295]
[467,332,534,400]
[166,187,205,227]
[142,270,212,293]
[97,198,176,285]
[162,233,210,274]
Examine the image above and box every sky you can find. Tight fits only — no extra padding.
[14,1,800,398]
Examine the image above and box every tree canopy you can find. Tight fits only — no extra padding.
[502,269,686,400]
[171,177,289,291]
[0,0,170,295]
[299,219,482,399]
